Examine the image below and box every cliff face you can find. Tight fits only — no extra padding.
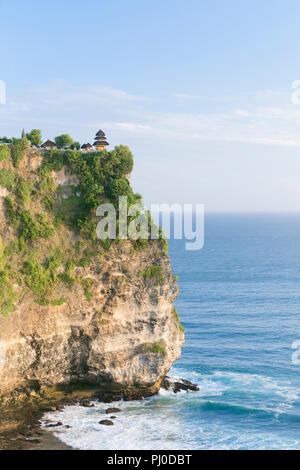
[0,242,183,399]
[0,148,184,400]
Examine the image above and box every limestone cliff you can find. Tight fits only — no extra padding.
[0,145,184,400]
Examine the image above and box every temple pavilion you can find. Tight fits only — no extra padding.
[93,130,109,151]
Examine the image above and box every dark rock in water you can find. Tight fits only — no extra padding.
[99,420,114,426]
[45,422,63,428]
[161,376,199,393]
[79,399,95,408]
[161,378,172,391]
[110,416,117,419]
[106,407,121,414]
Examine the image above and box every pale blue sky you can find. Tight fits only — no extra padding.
[1,0,300,211]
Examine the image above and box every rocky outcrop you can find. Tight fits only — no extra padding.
[0,241,184,399]
[0,150,184,402]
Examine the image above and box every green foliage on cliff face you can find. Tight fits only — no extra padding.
[0,169,17,192]
[105,177,134,204]
[0,140,170,315]
[22,251,63,296]
[0,145,10,162]
[38,168,56,210]
[148,342,166,353]
[51,297,67,306]
[0,236,4,269]
[4,197,55,241]
[173,308,185,333]
[0,170,32,204]
[0,267,17,317]
[10,138,29,168]
[143,265,165,286]
[38,146,141,238]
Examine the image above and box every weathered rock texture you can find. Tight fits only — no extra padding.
[0,151,184,400]
[0,243,183,398]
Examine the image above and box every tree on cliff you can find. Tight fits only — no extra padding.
[55,134,74,149]
[27,129,42,147]
[70,141,81,150]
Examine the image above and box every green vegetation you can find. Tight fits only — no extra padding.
[51,297,67,306]
[81,278,95,301]
[0,299,16,317]
[0,137,12,144]
[143,265,165,286]
[0,134,168,316]
[0,170,32,204]
[0,236,4,269]
[0,267,17,317]
[148,342,166,353]
[27,129,42,147]
[38,145,141,239]
[0,169,17,192]
[5,197,55,241]
[173,307,185,333]
[161,238,168,255]
[55,134,74,149]
[4,241,18,257]
[0,144,10,162]
[70,142,80,150]
[10,138,29,168]
[22,251,63,296]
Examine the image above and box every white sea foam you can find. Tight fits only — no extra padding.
[42,399,198,450]
[41,370,300,450]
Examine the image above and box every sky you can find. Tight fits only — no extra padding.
[1,0,300,211]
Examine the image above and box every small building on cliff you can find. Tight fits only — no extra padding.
[93,129,109,151]
[41,139,57,149]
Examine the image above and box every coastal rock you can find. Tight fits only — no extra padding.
[0,151,184,403]
[79,399,95,408]
[99,420,114,426]
[161,377,199,393]
[105,407,121,414]
[45,422,63,428]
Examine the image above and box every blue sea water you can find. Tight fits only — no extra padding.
[44,213,300,450]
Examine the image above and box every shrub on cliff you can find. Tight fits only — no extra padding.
[10,138,29,168]
[105,177,134,204]
[55,134,74,149]
[4,197,55,241]
[0,144,10,162]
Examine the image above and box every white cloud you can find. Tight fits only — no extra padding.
[1,80,300,148]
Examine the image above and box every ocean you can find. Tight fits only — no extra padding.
[43,213,300,450]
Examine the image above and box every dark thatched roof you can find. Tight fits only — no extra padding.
[96,130,106,137]
[93,140,109,147]
[81,143,87,149]
[41,140,56,148]
[85,143,93,148]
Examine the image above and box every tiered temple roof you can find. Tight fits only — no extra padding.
[81,143,93,151]
[93,129,109,149]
